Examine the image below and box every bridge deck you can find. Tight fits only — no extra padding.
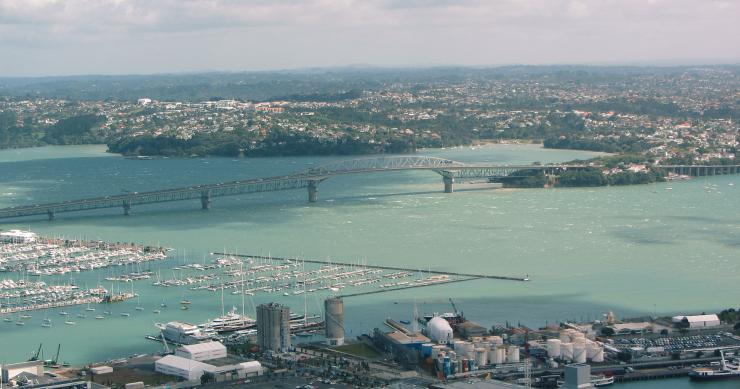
[0,157,737,221]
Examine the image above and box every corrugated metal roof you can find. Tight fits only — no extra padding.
[179,341,226,353]
[156,355,212,370]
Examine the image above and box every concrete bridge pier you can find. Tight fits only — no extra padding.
[47,209,55,221]
[308,180,319,203]
[443,175,455,193]
[201,190,212,210]
[123,200,131,216]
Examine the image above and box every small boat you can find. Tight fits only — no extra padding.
[3,316,13,323]
[59,311,68,316]
[64,320,76,325]
[120,312,130,317]
[135,306,145,311]
[400,320,411,325]
[85,304,96,312]
[41,322,52,328]
[94,315,104,320]
[181,306,189,310]
[77,313,87,319]
[180,300,191,305]
[152,309,161,314]
[103,310,112,315]
[160,302,167,308]
[20,314,32,319]
[15,320,25,326]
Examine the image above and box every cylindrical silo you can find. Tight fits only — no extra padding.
[475,348,488,366]
[546,339,562,358]
[559,331,570,343]
[453,340,467,352]
[489,336,504,346]
[324,297,344,346]
[422,343,434,358]
[506,345,520,363]
[573,344,587,363]
[591,346,604,363]
[560,342,573,360]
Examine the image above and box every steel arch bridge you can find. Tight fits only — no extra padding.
[6,155,734,222]
[0,156,574,221]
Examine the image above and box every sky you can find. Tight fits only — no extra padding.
[0,0,738,77]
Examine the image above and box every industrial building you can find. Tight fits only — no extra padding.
[325,297,345,346]
[154,355,262,382]
[175,341,227,361]
[672,314,721,328]
[256,302,291,353]
[2,361,44,384]
[2,361,104,389]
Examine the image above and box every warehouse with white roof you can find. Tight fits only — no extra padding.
[671,314,720,328]
[175,341,227,361]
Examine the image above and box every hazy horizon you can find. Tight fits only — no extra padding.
[1,0,739,77]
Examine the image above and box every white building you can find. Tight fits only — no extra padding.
[671,314,721,328]
[155,355,262,382]
[2,361,44,383]
[155,355,213,381]
[176,341,227,361]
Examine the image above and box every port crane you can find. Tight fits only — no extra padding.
[28,344,43,361]
[449,298,463,318]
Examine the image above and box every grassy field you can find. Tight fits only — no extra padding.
[333,343,382,359]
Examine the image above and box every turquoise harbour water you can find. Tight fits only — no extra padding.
[0,145,738,389]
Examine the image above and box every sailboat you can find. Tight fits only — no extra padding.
[85,303,95,312]
[42,316,52,328]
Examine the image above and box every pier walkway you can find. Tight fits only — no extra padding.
[213,253,530,282]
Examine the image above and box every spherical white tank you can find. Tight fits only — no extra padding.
[546,339,562,358]
[506,345,520,363]
[427,316,454,344]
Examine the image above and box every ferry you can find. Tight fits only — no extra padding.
[689,350,740,381]
[558,375,614,387]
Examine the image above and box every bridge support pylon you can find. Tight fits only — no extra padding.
[308,180,319,203]
[47,209,55,221]
[443,175,454,193]
[123,200,131,216]
[201,190,211,210]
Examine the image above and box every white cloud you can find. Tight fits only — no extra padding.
[0,0,737,75]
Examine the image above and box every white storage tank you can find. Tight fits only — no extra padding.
[506,345,520,363]
[463,342,475,358]
[591,347,605,363]
[546,339,562,358]
[475,348,488,366]
[489,336,504,346]
[560,342,573,360]
[427,317,454,344]
[491,346,506,365]
[573,344,587,363]
[453,340,467,352]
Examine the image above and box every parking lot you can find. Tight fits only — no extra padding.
[612,333,740,352]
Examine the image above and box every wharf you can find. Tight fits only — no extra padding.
[338,277,482,298]
[212,253,529,282]
[0,296,103,314]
